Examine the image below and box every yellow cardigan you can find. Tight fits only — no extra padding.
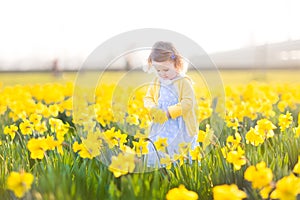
[144,76,199,136]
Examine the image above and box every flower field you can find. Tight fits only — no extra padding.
[1,70,300,200]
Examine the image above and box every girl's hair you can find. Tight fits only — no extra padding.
[147,41,185,73]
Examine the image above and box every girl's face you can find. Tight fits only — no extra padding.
[152,60,179,80]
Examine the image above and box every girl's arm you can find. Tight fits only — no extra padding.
[167,78,194,119]
[143,84,157,109]
[143,78,160,109]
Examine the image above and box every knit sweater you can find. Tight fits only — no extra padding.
[144,76,199,136]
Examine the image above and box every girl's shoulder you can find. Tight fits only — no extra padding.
[150,77,160,85]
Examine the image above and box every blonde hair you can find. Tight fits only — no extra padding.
[147,41,185,73]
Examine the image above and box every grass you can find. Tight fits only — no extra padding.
[0,69,300,199]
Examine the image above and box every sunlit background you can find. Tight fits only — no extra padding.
[0,0,300,70]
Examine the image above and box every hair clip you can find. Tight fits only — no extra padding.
[170,54,176,60]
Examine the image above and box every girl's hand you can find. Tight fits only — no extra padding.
[149,108,168,124]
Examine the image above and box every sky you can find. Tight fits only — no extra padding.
[0,0,300,70]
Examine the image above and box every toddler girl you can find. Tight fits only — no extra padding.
[144,41,199,167]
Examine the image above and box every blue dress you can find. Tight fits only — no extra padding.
[147,77,198,167]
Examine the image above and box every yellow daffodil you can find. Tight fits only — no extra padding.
[41,106,51,118]
[160,155,173,170]
[166,184,198,200]
[4,124,18,140]
[72,141,83,153]
[56,123,69,142]
[72,141,93,159]
[277,100,288,113]
[154,137,168,152]
[259,100,276,118]
[259,185,273,199]
[197,124,214,150]
[213,184,247,200]
[244,161,273,189]
[34,121,48,134]
[49,104,59,117]
[241,101,257,120]
[94,101,114,127]
[132,139,148,157]
[49,117,63,133]
[59,97,73,116]
[82,139,101,158]
[225,111,239,130]
[29,113,42,125]
[108,152,135,178]
[173,153,186,167]
[270,173,300,200]
[45,135,58,151]
[256,118,276,138]
[27,138,48,159]
[102,127,127,149]
[278,111,293,132]
[178,142,191,154]
[73,131,102,159]
[197,130,206,143]
[198,100,212,122]
[19,120,34,135]
[7,171,34,198]
[226,146,246,170]
[245,127,265,146]
[189,146,202,161]
[226,132,241,150]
